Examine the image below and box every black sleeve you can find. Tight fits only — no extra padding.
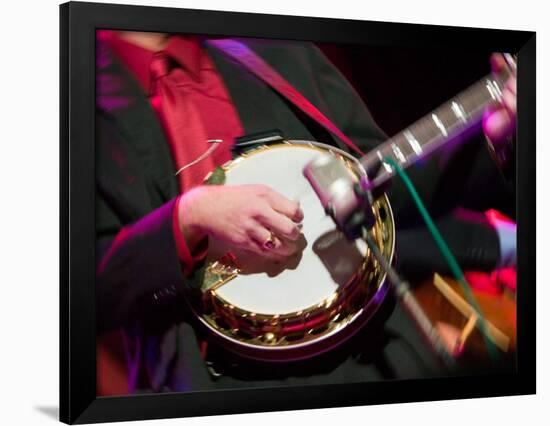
[96,196,186,333]
[95,114,192,333]
[395,209,501,281]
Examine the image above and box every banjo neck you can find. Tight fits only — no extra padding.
[362,60,515,189]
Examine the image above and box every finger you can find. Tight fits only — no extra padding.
[483,107,514,145]
[264,190,304,223]
[247,225,296,258]
[246,244,288,260]
[249,225,279,250]
[502,88,517,115]
[490,53,506,73]
[506,77,517,96]
[258,209,301,241]
[270,238,299,257]
[246,226,287,259]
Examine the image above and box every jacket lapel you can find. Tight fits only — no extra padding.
[96,39,178,204]
[204,40,330,144]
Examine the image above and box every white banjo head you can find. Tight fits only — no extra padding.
[195,141,395,361]
[206,143,367,315]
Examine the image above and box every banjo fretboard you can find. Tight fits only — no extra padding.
[362,63,515,188]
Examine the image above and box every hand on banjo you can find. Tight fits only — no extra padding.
[177,184,305,260]
[483,53,517,147]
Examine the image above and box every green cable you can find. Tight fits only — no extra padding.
[383,157,499,362]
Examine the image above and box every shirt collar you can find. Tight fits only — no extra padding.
[163,35,203,81]
[99,30,205,94]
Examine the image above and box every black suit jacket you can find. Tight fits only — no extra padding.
[96,37,511,391]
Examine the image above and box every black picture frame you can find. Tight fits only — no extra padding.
[60,1,536,423]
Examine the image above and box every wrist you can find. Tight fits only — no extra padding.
[177,189,208,252]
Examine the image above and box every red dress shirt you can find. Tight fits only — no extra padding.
[100,30,244,272]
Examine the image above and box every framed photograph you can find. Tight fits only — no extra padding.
[60,1,536,423]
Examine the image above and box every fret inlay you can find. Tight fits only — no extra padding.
[403,130,422,155]
[451,101,468,124]
[391,143,407,163]
[431,113,448,137]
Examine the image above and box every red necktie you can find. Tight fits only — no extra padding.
[149,51,215,193]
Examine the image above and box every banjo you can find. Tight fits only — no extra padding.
[186,56,516,362]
